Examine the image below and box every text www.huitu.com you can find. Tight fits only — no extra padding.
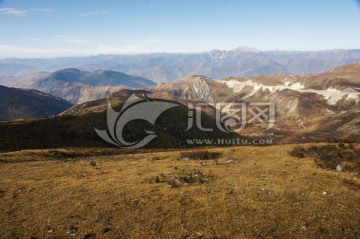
[186,138,273,146]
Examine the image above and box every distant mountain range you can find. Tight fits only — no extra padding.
[0,85,72,121]
[0,47,360,82]
[0,68,156,103]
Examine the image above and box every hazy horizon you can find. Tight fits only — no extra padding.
[1,46,360,60]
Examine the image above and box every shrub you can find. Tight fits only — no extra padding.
[68,225,78,235]
[168,170,210,188]
[306,145,319,156]
[83,233,96,239]
[289,144,359,172]
[89,161,96,167]
[102,226,111,234]
[343,178,360,190]
[148,169,214,188]
[180,150,222,160]
[288,146,306,158]
[0,189,6,198]
[149,175,161,183]
[48,150,75,158]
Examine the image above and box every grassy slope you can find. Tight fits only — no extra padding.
[0,85,72,121]
[0,144,359,239]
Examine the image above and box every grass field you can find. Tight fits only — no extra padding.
[0,144,359,238]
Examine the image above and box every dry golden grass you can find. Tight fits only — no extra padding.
[0,144,359,238]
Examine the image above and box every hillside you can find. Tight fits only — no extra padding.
[0,144,359,238]
[0,85,72,121]
[0,69,156,103]
[150,63,360,143]
[0,89,240,151]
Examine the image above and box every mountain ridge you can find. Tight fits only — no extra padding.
[0,85,72,121]
[1,47,360,82]
[0,68,156,103]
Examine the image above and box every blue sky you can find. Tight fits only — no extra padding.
[0,0,359,58]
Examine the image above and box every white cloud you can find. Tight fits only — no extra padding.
[142,38,163,44]
[0,40,213,58]
[22,35,89,45]
[0,37,207,58]
[66,38,89,44]
[0,7,54,16]
[79,10,108,17]
[32,8,54,14]
[0,8,27,16]
[95,44,145,54]
[53,35,89,44]
[22,37,46,41]
[0,43,151,58]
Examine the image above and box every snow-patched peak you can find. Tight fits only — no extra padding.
[208,49,232,60]
[207,46,260,60]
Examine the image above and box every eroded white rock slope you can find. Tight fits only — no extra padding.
[219,79,360,105]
